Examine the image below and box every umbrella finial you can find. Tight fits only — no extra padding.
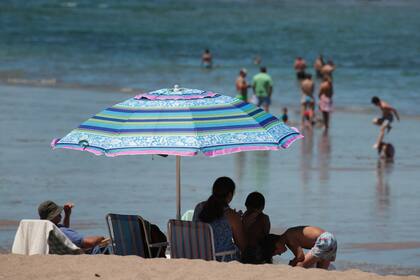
[173,84,180,92]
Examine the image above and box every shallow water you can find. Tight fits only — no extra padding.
[0,85,419,275]
[1,0,420,275]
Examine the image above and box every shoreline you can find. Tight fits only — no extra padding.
[1,254,420,279]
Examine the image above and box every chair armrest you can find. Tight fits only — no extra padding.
[149,242,169,248]
[214,249,236,257]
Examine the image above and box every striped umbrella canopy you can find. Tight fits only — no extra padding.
[52,87,302,218]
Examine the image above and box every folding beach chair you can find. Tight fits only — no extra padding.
[167,219,237,261]
[106,213,167,258]
[12,219,83,255]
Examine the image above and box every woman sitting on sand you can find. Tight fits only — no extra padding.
[198,177,247,261]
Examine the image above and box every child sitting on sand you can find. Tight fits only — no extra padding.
[241,192,270,264]
[261,226,337,269]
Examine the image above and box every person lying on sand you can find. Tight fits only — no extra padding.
[262,226,337,269]
[38,200,106,251]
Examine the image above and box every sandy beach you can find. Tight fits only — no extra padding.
[1,254,419,280]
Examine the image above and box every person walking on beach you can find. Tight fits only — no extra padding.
[294,57,307,81]
[201,49,213,68]
[371,96,400,149]
[314,55,325,79]
[262,226,337,269]
[38,200,106,251]
[300,73,315,127]
[235,68,249,101]
[319,77,333,131]
[252,66,273,112]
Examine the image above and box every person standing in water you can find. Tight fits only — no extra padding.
[318,77,333,131]
[235,68,249,102]
[201,49,213,68]
[300,73,315,127]
[371,96,400,149]
[294,57,307,81]
[252,66,273,112]
[314,55,325,79]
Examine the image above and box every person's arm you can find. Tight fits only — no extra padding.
[226,210,247,252]
[286,238,305,267]
[81,236,105,249]
[268,78,273,97]
[392,107,400,121]
[63,202,74,228]
[262,214,270,235]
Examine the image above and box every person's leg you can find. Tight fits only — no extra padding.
[296,251,319,268]
[374,123,387,148]
[322,111,329,130]
[316,259,331,269]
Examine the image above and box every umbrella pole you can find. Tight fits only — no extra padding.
[176,155,181,220]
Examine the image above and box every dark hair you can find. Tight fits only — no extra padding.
[245,191,265,210]
[260,66,267,73]
[305,73,312,79]
[371,96,380,105]
[199,177,235,223]
[260,234,282,263]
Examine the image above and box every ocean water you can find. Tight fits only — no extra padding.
[1,0,420,276]
[1,0,420,114]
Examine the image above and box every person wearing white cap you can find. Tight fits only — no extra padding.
[38,200,105,250]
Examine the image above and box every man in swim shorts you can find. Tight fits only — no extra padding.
[371,96,400,149]
[300,74,315,126]
[235,68,249,101]
[262,226,337,269]
[252,66,273,112]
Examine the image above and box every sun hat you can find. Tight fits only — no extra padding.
[38,200,63,221]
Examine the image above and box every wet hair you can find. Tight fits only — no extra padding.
[205,49,210,53]
[245,191,265,210]
[260,234,282,263]
[199,177,236,223]
[260,66,267,73]
[305,73,312,79]
[378,142,395,159]
[371,96,380,105]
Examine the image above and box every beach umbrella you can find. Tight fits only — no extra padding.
[51,87,302,219]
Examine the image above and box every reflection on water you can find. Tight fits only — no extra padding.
[300,127,314,186]
[234,152,246,185]
[375,159,394,214]
[254,151,270,191]
[318,131,331,182]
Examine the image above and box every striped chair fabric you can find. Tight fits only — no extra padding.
[168,219,215,261]
[106,214,148,257]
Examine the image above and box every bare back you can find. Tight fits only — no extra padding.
[285,226,325,250]
[301,79,314,97]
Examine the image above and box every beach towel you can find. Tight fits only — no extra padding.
[12,219,81,255]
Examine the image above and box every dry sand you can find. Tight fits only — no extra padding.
[1,254,419,280]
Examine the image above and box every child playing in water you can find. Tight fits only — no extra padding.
[262,226,337,269]
[281,107,289,123]
[241,192,270,264]
[371,96,400,149]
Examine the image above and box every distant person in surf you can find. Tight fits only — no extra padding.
[252,66,273,112]
[377,142,395,160]
[235,68,250,102]
[300,73,315,127]
[201,49,213,68]
[321,60,335,81]
[371,96,400,149]
[294,57,307,81]
[319,77,333,131]
[314,55,325,79]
